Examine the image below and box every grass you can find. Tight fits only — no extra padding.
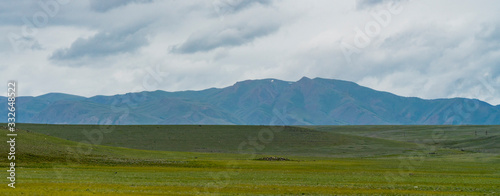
[2,156,499,195]
[0,124,499,195]
[307,125,500,153]
[14,124,441,157]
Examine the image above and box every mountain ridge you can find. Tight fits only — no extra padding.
[2,77,499,125]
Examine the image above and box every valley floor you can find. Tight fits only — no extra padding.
[0,124,499,195]
[1,155,499,195]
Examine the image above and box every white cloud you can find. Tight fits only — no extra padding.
[1,0,499,105]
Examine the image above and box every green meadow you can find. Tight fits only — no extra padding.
[0,124,499,195]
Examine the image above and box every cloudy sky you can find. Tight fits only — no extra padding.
[1,0,499,105]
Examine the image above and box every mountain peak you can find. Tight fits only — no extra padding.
[37,93,87,101]
[4,77,499,125]
[298,76,312,82]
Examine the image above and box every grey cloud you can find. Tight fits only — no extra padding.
[476,24,500,39]
[3,0,500,106]
[89,0,153,13]
[475,24,500,49]
[377,27,460,68]
[354,21,500,101]
[50,27,149,62]
[170,21,280,54]
[356,0,384,8]
[212,0,272,16]
[7,35,43,51]
[0,2,37,25]
[356,0,405,10]
[474,24,500,95]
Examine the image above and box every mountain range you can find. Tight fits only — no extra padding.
[2,77,499,125]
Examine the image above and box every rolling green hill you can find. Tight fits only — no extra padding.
[307,125,500,153]
[0,126,244,166]
[13,124,499,159]
[16,124,432,158]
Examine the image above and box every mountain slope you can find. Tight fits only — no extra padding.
[2,77,500,125]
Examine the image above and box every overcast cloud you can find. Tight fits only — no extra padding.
[1,0,499,105]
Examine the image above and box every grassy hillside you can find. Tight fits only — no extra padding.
[16,124,432,157]
[0,126,253,167]
[17,124,500,157]
[307,125,500,153]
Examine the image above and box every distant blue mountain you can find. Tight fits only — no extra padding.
[2,77,499,125]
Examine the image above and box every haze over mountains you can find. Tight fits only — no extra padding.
[3,77,500,125]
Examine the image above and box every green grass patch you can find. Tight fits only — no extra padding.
[0,124,498,195]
